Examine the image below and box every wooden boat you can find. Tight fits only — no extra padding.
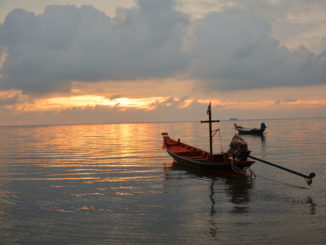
[234,122,266,135]
[161,104,255,177]
[162,133,255,177]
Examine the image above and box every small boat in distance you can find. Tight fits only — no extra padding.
[234,122,266,135]
[162,103,255,177]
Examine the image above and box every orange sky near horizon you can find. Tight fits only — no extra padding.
[1,86,326,126]
[3,89,326,113]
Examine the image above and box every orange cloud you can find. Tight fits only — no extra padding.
[3,92,326,114]
[16,95,170,112]
[178,99,194,108]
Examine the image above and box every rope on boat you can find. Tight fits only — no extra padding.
[243,166,256,179]
[230,157,256,179]
[212,127,224,153]
[218,129,224,153]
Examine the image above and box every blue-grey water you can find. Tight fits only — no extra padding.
[0,119,325,244]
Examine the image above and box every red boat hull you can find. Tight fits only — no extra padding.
[162,133,255,177]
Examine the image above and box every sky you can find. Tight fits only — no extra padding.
[0,0,326,126]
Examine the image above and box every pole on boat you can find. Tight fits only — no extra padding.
[201,102,219,155]
[248,155,316,185]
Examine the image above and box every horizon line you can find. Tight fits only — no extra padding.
[1,116,325,128]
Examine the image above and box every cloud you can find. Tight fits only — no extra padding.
[190,13,326,90]
[0,90,22,106]
[0,0,325,95]
[0,0,190,93]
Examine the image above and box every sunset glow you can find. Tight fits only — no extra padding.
[16,95,170,112]
[4,94,324,115]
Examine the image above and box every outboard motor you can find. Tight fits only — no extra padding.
[261,122,266,130]
[227,135,250,161]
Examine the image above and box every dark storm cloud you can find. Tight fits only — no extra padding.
[0,0,325,94]
[0,0,190,93]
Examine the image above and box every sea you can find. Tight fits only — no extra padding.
[0,118,325,244]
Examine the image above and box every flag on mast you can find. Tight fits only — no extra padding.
[206,102,211,115]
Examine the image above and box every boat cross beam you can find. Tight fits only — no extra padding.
[201,106,220,155]
[200,120,220,123]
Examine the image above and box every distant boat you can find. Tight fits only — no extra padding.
[234,122,266,135]
[229,118,239,121]
[161,104,255,177]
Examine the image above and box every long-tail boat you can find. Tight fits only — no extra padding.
[234,122,266,135]
[162,104,315,184]
[162,103,255,177]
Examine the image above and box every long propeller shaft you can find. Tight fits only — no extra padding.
[248,155,316,185]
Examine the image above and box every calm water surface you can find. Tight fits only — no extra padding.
[0,119,325,244]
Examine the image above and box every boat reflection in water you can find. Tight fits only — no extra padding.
[240,133,266,154]
[163,161,254,238]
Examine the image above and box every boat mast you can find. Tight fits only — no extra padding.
[201,102,219,155]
